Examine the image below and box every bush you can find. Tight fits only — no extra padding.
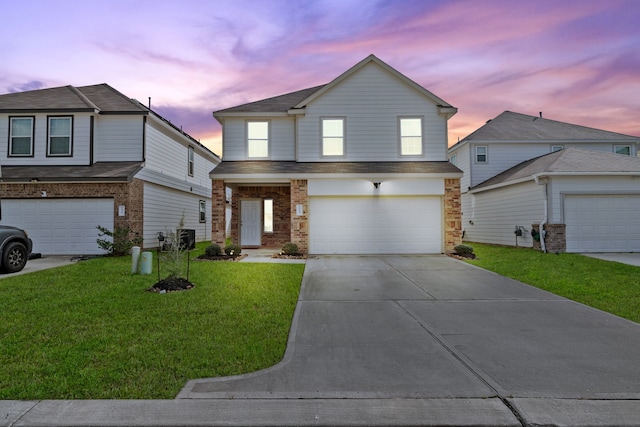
[454,244,474,255]
[281,242,299,255]
[204,244,223,257]
[96,226,142,256]
[224,244,242,257]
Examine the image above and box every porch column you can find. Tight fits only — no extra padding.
[211,179,226,246]
[290,179,309,253]
[444,178,462,253]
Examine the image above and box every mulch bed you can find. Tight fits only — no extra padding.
[448,252,477,261]
[272,253,307,260]
[196,254,247,262]
[147,277,195,293]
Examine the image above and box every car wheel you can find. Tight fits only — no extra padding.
[3,242,28,273]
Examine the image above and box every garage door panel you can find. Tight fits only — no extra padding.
[0,199,114,255]
[310,196,442,254]
[565,195,640,253]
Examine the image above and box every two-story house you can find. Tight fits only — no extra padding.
[448,111,640,253]
[0,84,220,255]
[210,55,462,254]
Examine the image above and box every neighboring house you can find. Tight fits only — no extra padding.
[448,111,640,252]
[210,55,462,254]
[0,84,220,255]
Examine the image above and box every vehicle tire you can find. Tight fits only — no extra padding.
[3,242,28,273]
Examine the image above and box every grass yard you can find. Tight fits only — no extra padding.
[0,243,304,399]
[463,243,640,323]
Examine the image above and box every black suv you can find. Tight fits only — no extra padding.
[0,225,33,273]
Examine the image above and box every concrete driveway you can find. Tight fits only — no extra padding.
[5,255,640,426]
[177,255,640,426]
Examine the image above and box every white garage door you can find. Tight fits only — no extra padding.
[309,196,442,254]
[1,199,114,255]
[565,195,640,253]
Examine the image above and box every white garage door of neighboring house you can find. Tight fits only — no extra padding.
[565,195,640,253]
[1,199,114,255]
[309,196,442,254]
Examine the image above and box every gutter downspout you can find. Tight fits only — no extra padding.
[534,174,547,253]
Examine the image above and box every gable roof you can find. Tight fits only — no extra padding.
[471,147,640,192]
[0,84,148,114]
[450,111,639,150]
[213,54,456,119]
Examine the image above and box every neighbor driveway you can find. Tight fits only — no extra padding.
[178,255,640,426]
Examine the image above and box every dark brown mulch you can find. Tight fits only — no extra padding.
[448,252,477,261]
[147,277,195,293]
[272,253,307,260]
[196,254,247,262]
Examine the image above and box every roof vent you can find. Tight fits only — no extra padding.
[539,112,542,118]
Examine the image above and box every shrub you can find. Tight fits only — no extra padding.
[204,244,223,257]
[224,244,242,257]
[454,244,474,255]
[96,226,142,256]
[281,242,299,255]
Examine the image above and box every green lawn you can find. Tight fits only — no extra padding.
[463,243,640,323]
[0,243,304,399]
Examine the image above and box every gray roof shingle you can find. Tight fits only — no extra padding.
[1,162,144,182]
[453,111,639,146]
[213,85,326,115]
[0,84,147,113]
[472,147,640,190]
[211,161,461,176]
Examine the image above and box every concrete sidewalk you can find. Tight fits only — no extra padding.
[3,255,640,426]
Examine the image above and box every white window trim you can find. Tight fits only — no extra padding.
[9,116,35,157]
[199,199,206,223]
[475,146,488,163]
[320,117,346,157]
[247,120,270,158]
[188,146,195,176]
[47,116,73,157]
[398,116,424,157]
[614,145,631,155]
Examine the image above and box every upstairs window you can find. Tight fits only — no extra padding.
[399,117,423,156]
[47,116,72,156]
[449,154,457,165]
[322,118,345,156]
[615,145,631,155]
[9,116,34,157]
[247,121,269,158]
[188,146,195,176]
[475,146,487,163]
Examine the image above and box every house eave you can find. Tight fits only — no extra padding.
[468,176,535,193]
[213,172,462,182]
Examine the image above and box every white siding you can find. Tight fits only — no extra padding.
[0,112,91,165]
[93,115,144,161]
[142,183,210,248]
[221,117,295,161]
[297,62,448,162]
[142,119,216,191]
[464,181,545,247]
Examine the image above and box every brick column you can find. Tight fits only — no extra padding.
[211,180,226,246]
[531,223,566,253]
[444,178,462,253]
[290,179,308,253]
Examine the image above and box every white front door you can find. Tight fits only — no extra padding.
[240,200,261,246]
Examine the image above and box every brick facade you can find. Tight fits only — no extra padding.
[444,178,462,253]
[0,178,144,243]
[532,223,566,253]
[228,185,292,249]
[211,179,226,246]
[290,179,308,254]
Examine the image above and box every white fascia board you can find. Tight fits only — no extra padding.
[211,172,462,182]
[287,108,306,115]
[469,176,535,194]
[213,112,289,119]
[534,172,640,180]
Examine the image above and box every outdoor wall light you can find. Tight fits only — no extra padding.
[373,182,381,189]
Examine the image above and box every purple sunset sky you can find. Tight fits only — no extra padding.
[1,0,638,155]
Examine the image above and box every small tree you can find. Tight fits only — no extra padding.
[96,225,142,256]
[159,215,189,279]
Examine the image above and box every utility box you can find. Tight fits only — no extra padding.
[180,229,196,250]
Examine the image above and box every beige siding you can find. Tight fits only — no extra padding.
[464,181,544,247]
[297,62,448,162]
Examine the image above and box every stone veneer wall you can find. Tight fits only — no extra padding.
[211,179,226,246]
[290,179,308,254]
[531,223,566,253]
[229,185,291,248]
[444,178,462,253]
[0,179,144,243]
